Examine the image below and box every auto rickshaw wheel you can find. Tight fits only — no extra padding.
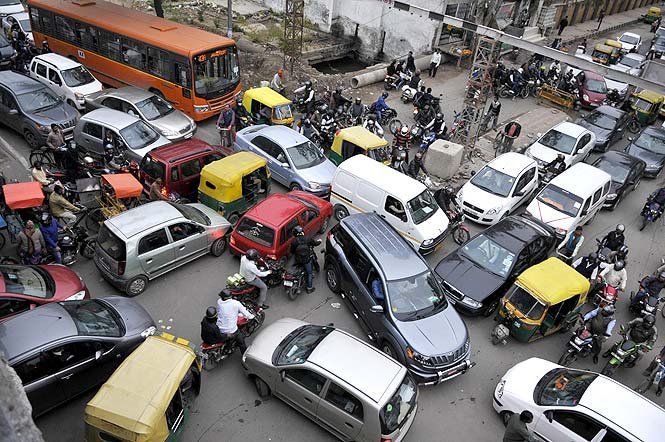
[125,275,148,297]
[211,238,227,257]
[500,411,514,427]
[334,205,349,221]
[628,119,641,134]
[253,376,271,399]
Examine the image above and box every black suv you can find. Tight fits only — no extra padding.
[324,212,473,385]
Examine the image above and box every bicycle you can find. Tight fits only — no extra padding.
[493,132,516,157]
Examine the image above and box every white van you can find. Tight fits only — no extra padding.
[330,155,449,255]
[0,0,24,18]
[29,53,103,111]
[525,162,611,239]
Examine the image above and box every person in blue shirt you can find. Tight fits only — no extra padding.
[39,212,62,264]
[371,278,384,302]
[373,91,389,121]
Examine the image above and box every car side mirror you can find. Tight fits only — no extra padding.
[370,305,384,314]
[628,137,633,142]
[617,128,623,132]
[280,371,286,382]
[514,190,525,197]
[281,162,290,168]
[95,349,103,360]
[8,109,18,115]
[544,410,553,423]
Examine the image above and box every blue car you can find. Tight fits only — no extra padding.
[234,125,336,197]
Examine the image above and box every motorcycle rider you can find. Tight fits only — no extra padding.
[405,69,422,93]
[435,186,457,217]
[606,88,621,106]
[607,244,629,263]
[270,68,285,95]
[394,61,408,88]
[583,305,616,364]
[601,224,625,251]
[393,125,412,161]
[200,306,226,345]
[642,344,665,396]
[216,290,255,354]
[331,87,351,113]
[319,109,337,144]
[573,252,601,280]
[407,151,428,179]
[234,96,251,130]
[39,212,62,265]
[424,113,447,140]
[485,97,502,130]
[294,80,315,113]
[298,118,319,142]
[49,184,81,227]
[412,86,427,108]
[631,272,665,308]
[216,104,235,147]
[644,186,665,220]
[509,68,524,99]
[546,153,567,176]
[391,150,408,174]
[386,59,397,78]
[605,314,658,362]
[373,91,390,122]
[363,115,383,137]
[239,249,271,309]
[290,226,317,294]
[349,97,365,125]
[598,260,628,292]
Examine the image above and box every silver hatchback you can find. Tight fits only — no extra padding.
[94,201,230,296]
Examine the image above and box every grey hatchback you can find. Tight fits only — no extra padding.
[0,297,155,417]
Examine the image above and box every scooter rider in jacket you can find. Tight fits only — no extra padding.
[216,291,255,353]
[406,70,422,91]
[290,225,317,293]
[631,272,665,307]
[424,113,447,139]
[349,97,365,125]
[294,80,315,113]
[601,224,625,251]
[239,249,271,309]
[298,118,319,142]
[407,151,428,179]
[363,115,383,137]
[604,314,658,360]
[200,306,226,345]
[331,87,351,113]
[583,305,616,364]
[391,150,408,174]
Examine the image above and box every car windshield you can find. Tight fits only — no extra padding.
[386,271,447,321]
[584,112,616,130]
[593,158,630,183]
[119,120,159,150]
[586,79,607,94]
[407,190,439,225]
[537,184,583,217]
[287,141,326,169]
[0,0,21,4]
[633,131,665,154]
[274,324,334,365]
[470,165,515,197]
[461,234,515,278]
[274,104,292,120]
[367,146,391,163]
[380,374,418,435]
[171,203,209,225]
[654,38,665,49]
[619,34,639,45]
[0,265,53,298]
[236,217,275,247]
[61,66,95,87]
[619,56,641,68]
[506,285,547,320]
[538,129,577,154]
[194,46,240,99]
[17,88,60,112]
[535,368,598,406]
[60,300,122,337]
[135,95,175,121]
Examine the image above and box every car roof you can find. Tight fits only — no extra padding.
[34,53,81,70]
[621,52,646,61]
[83,108,141,130]
[486,152,535,176]
[243,193,309,228]
[147,138,217,164]
[593,105,626,118]
[642,125,665,139]
[581,70,604,81]
[620,31,640,38]
[483,215,552,250]
[338,155,425,200]
[107,201,183,238]
[0,302,77,361]
[340,213,428,280]
[0,71,45,94]
[594,151,643,168]
[100,86,154,103]
[249,125,309,148]
[307,328,403,403]
[550,121,587,138]
[549,163,611,194]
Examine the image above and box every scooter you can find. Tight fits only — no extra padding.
[635,357,665,395]
[640,199,662,231]
[558,319,596,367]
[401,84,418,103]
[419,131,437,151]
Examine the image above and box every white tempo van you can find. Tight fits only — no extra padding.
[525,162,611,239]
[330,155,449,255]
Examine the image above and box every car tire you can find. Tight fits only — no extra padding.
[227,213,240,226]
[211,237,227,257]
[318,216,330,234]
[290,183,302,191]
[500,411,514,427]
[380,341,404,364]
[483,298,500,317]
[125,275,148,297]
[325,260,342,293]
[253,376,271,400]
[333,205,349,221]
[23,129,39,150]
[81,239,96,259]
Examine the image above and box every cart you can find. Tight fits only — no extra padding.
[537,84,576,109]
[85,174,144,233]
[1,182,46,248]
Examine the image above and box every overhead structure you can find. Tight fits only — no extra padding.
[283,0,305,73]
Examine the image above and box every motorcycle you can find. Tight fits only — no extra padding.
[635,357,665,395]
[419,131,437,151]
[629,290,661,319]
[224,258,286,305]
[431,190,470,245]
[401,84,418,103]
[640,199,662,231]
[200,303,265,370]
[591,280,619,307]
[558,319,596,367]
[602,326,646,378]
[384,74,399,90]
[369,105,401,134]
[282,240,321,300]
[59,223,97,265]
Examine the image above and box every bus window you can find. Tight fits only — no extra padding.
[75,22,98,52]
[147,47,169,79]
[121,39,145,70]
[98,30,121,62]
[55,16,76,43]
[175,63,191,89]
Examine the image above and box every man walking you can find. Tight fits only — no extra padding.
[558,16,569,36]
[503,411,536,442]
[428,49,441,78]
[596,9,605,31]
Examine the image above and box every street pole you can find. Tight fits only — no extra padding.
[227,0,233,38]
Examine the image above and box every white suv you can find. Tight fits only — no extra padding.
[29,53,102,111]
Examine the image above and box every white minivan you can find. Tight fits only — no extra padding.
[330,155,449,255]
[457,152,538,225]
[494,358,664,442]
[29,53,103,111]
[525,162,611,239]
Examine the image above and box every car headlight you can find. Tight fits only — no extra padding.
[308,181,321,190]
[583,94,589,101]
[606,193,617,200]
[422,238,434,246]
[75,92,85,100]
[64,290,86,301]
[461,296,482,308]
[496,379,506,399]
[555,227,567,237]
[406,347,435,367]
[160,128,179,137]
[486,205,503,216]
[193,104,210,113]
[141,326,157,338]
[524,149,533,159]
[647,164,661,170]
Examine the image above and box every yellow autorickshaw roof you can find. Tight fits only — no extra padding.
[517,257,590,305]
[244,87,292,107]
[593,44,614,53]
[337,126,388,150]
[200,151,267,187]
[635,89,664,103]
[648,7,661,15]
[84,335,196,438]
[604,40,623,49]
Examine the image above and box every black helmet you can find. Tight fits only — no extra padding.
[305,80,312,88]
[601,305,615,317]
[588,252,598,261]
[205,306,217,319]
[644,314,656,327]
[293,225,304,236]
[435,113,443,121]
[218,289,232,300]
[615,224,625,233]
[366,119,375,127]
[355,97,361,105]
[246,249,260,261]
[327,109,334,116]
[618,245,629,257]
[382,91,389,98]
[614,260,625,271]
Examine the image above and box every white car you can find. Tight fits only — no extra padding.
[1,12,32,45]
[612,53,646,76]
[493,358,664,442]
[0,0,24,17]
[617,31,641,53]
[457,152,538,225]
[525,122,595,171]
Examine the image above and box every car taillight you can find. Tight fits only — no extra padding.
[381,439,393,442]
[267,254,277,260]
[230,236,235,245]
[327,230,332,240]
[118,261,126,276]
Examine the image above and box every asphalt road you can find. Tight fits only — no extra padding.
[1,22,663,442]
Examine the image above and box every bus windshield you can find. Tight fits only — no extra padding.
[194,46,240,98]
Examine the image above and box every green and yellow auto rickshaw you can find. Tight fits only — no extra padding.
[627,90,665,133]
[491,257,590,345]
[198,151,270,225]
[641,6,661,24]
[327,126,391,166]
[84,333,201,442]
[242,87,294,126]
[604,39,623,64]
[591,44,614,65]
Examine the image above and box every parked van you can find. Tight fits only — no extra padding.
[330,155,449,255]
[29,53,102,111]
[525,162,611,239]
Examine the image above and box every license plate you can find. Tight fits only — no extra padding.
[283,280,293,287]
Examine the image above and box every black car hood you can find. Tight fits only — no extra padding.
[435,252,506,302]
[579,121,612,142]
[626,144,665,168]
[609,180,624,194]
[395,306,468,356]
[32,104,78,126]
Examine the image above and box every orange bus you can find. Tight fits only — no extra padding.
[26,0,240,121]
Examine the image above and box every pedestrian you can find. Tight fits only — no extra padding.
[503,410,536,442]
[596,9,605,31]
[17,220,46,265]
[557,225,584,264]
[558,16,569,36]
[428,49,441,78]
[406,51,416,74]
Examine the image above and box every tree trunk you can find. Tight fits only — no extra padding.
[154,0,164,18]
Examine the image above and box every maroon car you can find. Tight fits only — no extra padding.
[577,70,608,109]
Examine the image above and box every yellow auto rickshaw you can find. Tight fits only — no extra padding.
[84,333,201,442]
[491,257,590,345]
[627,90,665,133]
[642,6,661,24]
[604,39,623,63]
[327,126,391,166]
[591,44,614,65]
[198,151,270,225]
[242,87,294,126]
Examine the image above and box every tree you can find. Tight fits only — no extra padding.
[154,0,164,18]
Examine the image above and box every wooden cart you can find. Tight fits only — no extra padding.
[537,84,576,109]
[85,174,143,232]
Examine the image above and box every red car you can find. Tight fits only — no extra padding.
[230,191,332,260]
[577,70,607,108]
[0,264,90,321]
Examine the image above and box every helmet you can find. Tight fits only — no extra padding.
[327,109,334,116]
[415,70,421,75]
[435,113,443,121]
[355,97,361,105]
[367,114,376,121]
[601,305,615,316]
[382,91,389,98]
[518,68,523,74]
[444,185,454,195]
[613,260,625,271]
[83,156,94,165]
[219,289,232,300]
[235,96,243,105]
[617,245,629,257]
[305,80,312,88]
[293,225,304,236]
[658,271,665,281]
[615,224,625,233]
[400,125,409,136]
[643,314,656,327]
[588,252,598,261]
[557,153,565,159]
[366,119,374,127]
[246,249,260,261]
[205,306,217,319]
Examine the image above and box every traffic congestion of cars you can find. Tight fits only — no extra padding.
[1,1,665,442]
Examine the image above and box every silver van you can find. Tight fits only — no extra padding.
[94,201,230,296]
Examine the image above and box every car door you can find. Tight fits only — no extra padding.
[317,382,363,441]
[137,228,176,277]
[533,410,604,442]
[338,241,379,334]
[573,133,593,164]
[383,195,411,237]
[47,67,66,100]
[252,135,291,184]
[0,86,21,131]
[510,167,537,210]
[53,340,118,401]
[13,351,67,416]
[167,222,207,264]
[298,208,320,237]
[0,297,33,320]
[176,158,202,198]
[78,121,104,155]
[578,197,592,225]
[275,368,325,421]
[588,187,604,219]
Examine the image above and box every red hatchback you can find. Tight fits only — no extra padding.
[230,191,332,260]
[0,264,90,321]
[577,70,608,108]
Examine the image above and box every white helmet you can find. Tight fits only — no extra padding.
[400,126,409,136]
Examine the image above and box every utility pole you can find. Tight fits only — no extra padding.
[283,0,305,72]
[227,0,233,38]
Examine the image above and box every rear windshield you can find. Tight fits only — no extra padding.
[60,299,123,337]
[273,324,334,365]
[534,368,597,407]
[98,225,126,261]
[235,217,275,247]
[381,374,417,434]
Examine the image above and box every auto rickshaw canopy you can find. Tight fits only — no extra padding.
[243,87,291,109]
[84,334,197,442]
[634,89,664,105]
[3,182,45,209]
[332,126,389,152]
[592,44,614,55]
[604,39,623,50]
[648,6,661,17]
[102,174,143,199]
[516,257,590,305]
[198,152,268,203]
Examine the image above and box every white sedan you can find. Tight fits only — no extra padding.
[617,32,641,53]
[524,122,596,171]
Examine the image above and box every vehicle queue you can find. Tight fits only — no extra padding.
[1,2,665,442]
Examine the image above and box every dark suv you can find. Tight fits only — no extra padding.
[0,71,79,149]
[324,212,473,385]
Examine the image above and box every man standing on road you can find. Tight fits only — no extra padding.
[597,9,605,31]
[428,49,441,78]
[558,16,569,36]
[406,51,416,74]
[504,411,536,442]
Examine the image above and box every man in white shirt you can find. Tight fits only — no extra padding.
[216,290,255,353]
[599,261,628,291]
[240,249,271,309]
[428,49,442,78]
